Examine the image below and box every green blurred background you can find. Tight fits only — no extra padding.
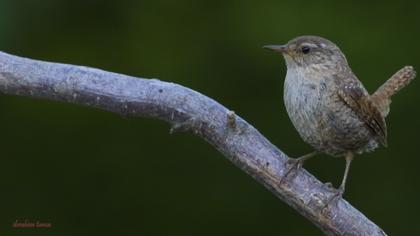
[0,0,419,235]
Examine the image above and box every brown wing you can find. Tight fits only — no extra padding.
[334,74,388,147]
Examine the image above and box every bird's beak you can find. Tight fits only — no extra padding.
[263,45,287,53]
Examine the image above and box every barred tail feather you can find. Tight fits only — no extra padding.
[371,66,416,117]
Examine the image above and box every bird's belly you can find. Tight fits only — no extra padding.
[284,75,377,156]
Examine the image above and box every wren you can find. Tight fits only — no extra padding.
[264,35,415,195]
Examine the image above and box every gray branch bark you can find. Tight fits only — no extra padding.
[0,51,386,236]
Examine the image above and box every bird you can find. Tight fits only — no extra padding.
[264,35,415,196]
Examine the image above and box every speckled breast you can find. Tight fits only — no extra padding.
[283,69,379,156]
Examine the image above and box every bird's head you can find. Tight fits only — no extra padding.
[264,35,348,70]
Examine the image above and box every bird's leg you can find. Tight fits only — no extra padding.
[322,152,354,210]
[338,152,354,194]
[288,151,320,168]
[279,151,319,184]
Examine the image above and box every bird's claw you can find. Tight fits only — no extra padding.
[287,158,304,169]
[321,186,345,213]
[279,158,305,185]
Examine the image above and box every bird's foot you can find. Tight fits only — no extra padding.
[278,152,319,185]
[279,158,305,185]
[321,186,345,212]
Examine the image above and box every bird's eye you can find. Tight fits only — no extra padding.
[301,46,311,54]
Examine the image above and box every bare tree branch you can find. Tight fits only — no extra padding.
[0,51,386,236]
